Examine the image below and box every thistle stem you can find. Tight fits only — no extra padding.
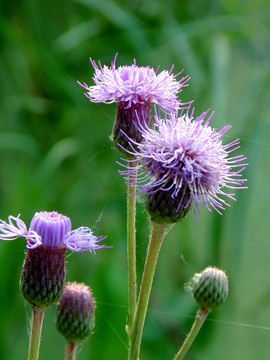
[128,222,166,360]
[173,307,209,360]
[126,158,138,335]
[65,341,78,360]
[28,307,45,360]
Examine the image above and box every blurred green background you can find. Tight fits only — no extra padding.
[0,0,269,359]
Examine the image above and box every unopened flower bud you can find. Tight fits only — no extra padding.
[56,282,95,342]
[190,266,228,310]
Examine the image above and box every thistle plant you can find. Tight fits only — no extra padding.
[0,211,109,360]
[79,54,191,334]
[56,282,95,360]
[0,55,248,360]
[118,109,247,360]
[173,266,229,360]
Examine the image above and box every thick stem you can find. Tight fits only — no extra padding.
[126,158,138,335]
[128,222,166,360]
[28,307,45,360]
[65,341,78,360]
[173,307,209,360]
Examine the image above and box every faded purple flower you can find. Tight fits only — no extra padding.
[119,110,248,219]
[0,211,109,253]
[78,53,190,110]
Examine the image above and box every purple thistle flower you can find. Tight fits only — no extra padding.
[78,54,191,154]
[0,211,109,253]
[119,110,248,221]
[79,53,190,110]
[0,211,110,308]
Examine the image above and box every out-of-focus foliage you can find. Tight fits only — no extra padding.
[0,0,270,359]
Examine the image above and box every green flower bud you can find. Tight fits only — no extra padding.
[190,266,228,310]
[56,282,95,342]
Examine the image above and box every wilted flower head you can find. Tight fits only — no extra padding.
[0,211,109,252]
[56,282,95,342]
[78,54,191,154]
[119,110,248,222]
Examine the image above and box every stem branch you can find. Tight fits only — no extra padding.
[128,222,166,360]
[126,158,138,334]
[65,341,78,360]
[173,307,209,360]
[28,307,45,360]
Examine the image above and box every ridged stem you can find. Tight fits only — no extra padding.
[65,341,78,360]
[126,158,138,335]
[173,307,209,360]
[128,222,166,360]
[28,307,45,360]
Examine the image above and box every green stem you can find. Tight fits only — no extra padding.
[126,158,138,335]
[28,307,45,360]
[65,341,78,360]
[173,307,209,360]
[128,222,166,360]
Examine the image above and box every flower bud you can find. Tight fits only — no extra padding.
[56,282,95,342]
[190,266,228,310]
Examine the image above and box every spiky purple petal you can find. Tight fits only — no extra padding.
[64,227,110,253]
[0,215,29,240]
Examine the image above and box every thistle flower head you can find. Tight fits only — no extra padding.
[78,53,190,110]
[79,54,191,154]
[0,211,110,252]
[119,109,248,220]
[0,211,110,308]
[187,266,229,310]
[56,282,95,342]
